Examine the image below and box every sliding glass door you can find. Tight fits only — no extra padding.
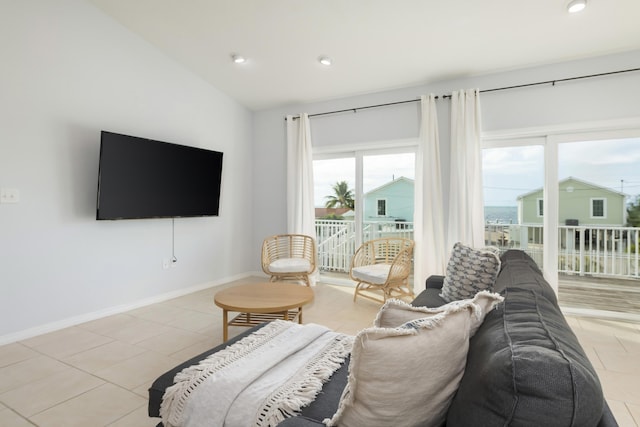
[556,137,640,314]
[313,146,416,282]
[484,130,640,318]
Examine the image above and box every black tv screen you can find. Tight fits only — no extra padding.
[96,131,223,220]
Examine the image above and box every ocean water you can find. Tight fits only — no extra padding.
[485,206,518,224]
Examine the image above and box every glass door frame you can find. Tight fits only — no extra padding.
[483,121,640,294]
[314,139,418,251]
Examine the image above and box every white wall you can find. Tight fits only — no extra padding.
[251,50,640,267]
[0,0,254,342]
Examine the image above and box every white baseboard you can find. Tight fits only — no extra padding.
[0,272,256,346]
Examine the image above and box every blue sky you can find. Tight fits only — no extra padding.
[313,137,640,208]
[483,138,640,206]
[313,153,415,207]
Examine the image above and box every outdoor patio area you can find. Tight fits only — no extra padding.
[316,219,640,322]
[558,275,640,321]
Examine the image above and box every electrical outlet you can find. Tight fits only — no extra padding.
[162,259,170,270]
[0,188,19,204]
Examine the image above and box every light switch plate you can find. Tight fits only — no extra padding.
[0,188,20,204]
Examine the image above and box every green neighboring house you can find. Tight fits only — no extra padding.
[517,177,627,226]
[363,177,414,222]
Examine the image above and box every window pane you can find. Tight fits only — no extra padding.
[482,145,544,268]
[558,137,640,259]
[313,158,355,213]
[313,150,415,279]
[538,199,544,217]
[557,137,640,315]
[313,157,356,274]
[592,199,604,217]
[362,152,415,241]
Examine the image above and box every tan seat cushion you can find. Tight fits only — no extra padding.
[351,264,391,284]
[269,258,311,273]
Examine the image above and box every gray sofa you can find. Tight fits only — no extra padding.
[149,250,617,426]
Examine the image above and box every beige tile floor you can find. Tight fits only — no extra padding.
[0,276,639,426]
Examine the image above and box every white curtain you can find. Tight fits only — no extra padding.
[447,89,485,249]
[286,113,318,285]
[414,94,447,291]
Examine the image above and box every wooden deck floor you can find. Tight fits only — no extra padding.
[558,274,640,316]
[320,271,640,320]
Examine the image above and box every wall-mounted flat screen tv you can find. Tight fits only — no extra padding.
[96,131,223,220]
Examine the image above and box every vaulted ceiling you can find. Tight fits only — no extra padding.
[87,0,640,110]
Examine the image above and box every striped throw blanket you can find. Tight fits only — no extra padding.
[160,320,353,427]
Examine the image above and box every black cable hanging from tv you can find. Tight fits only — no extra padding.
[171,218,178,265]
[285,67,640,121]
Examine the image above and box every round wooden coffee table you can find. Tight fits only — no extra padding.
[214,282,314,341]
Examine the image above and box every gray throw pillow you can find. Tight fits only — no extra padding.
[440,242,501,303]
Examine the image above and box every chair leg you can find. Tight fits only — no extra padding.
[353,283,362,302]
[354,283,389,304]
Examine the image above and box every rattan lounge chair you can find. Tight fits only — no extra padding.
[261,234,317,287]
[350,237,415,303]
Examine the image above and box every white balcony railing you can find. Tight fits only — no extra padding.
[316,219,640,280]
[485,223,640,278]
[315,220,414,272]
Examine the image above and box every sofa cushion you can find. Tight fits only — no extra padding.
[446,287,604,427]
[411,287,447,308]
[297,358,350,421]
[494,249,558,304]
[440,242,501,302]
[324,292,502,427]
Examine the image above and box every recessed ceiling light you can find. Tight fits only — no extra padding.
[567,0,587,13]
[231,54,246,64]
[318,56,332,66]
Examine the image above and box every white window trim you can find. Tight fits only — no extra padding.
[313,138,418,157]
[590,198,607,219]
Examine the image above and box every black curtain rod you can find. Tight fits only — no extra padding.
[286,67,640,121]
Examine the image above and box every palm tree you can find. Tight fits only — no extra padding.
[324,181,355,209]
